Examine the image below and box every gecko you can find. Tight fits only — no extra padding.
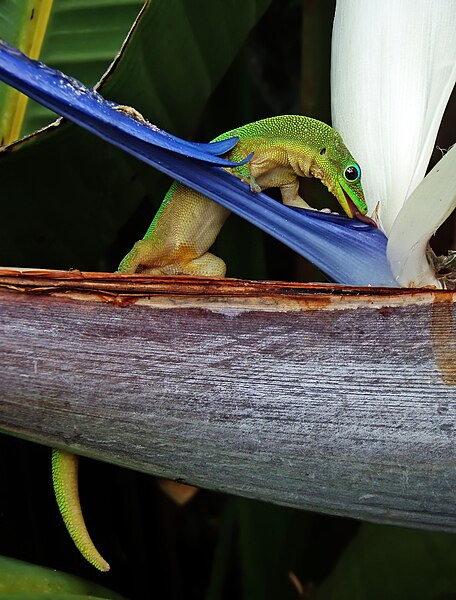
[52,115,371,571]
[117,114,371,276]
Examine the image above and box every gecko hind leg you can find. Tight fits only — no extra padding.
[52,449,110,572]
[143,251,227,277]
[178,252,227,277]
[117,236,172,274]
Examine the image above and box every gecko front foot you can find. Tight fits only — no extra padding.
[114,104,147,124]
[282,197,315,210]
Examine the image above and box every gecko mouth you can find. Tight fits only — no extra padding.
[342,189,377,227]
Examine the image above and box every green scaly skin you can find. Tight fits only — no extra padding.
[52,115,369,571]
[52,449,110,571]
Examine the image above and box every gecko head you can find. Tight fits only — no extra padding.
[312,132,376,226]
[335,161,370,221]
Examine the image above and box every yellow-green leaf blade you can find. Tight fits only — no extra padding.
[0,0,52,143]
[0,0,144,142]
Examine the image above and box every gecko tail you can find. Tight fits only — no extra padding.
[51,449,110,572]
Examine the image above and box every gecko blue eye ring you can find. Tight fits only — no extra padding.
[343,164,361,182]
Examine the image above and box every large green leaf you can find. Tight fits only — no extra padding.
[0,0,144,142]
[0,555,123,599]
[0,0,271,271]
[315,524,456,600]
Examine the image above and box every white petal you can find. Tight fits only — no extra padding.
[387,144,456,288]
[331,0,456,235]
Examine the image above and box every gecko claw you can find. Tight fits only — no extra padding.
[240,174,261,193]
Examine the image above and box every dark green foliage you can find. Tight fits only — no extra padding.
[315,524,456,600]
[0,0,272,274]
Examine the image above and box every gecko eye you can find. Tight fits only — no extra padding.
[344,164,361,182]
